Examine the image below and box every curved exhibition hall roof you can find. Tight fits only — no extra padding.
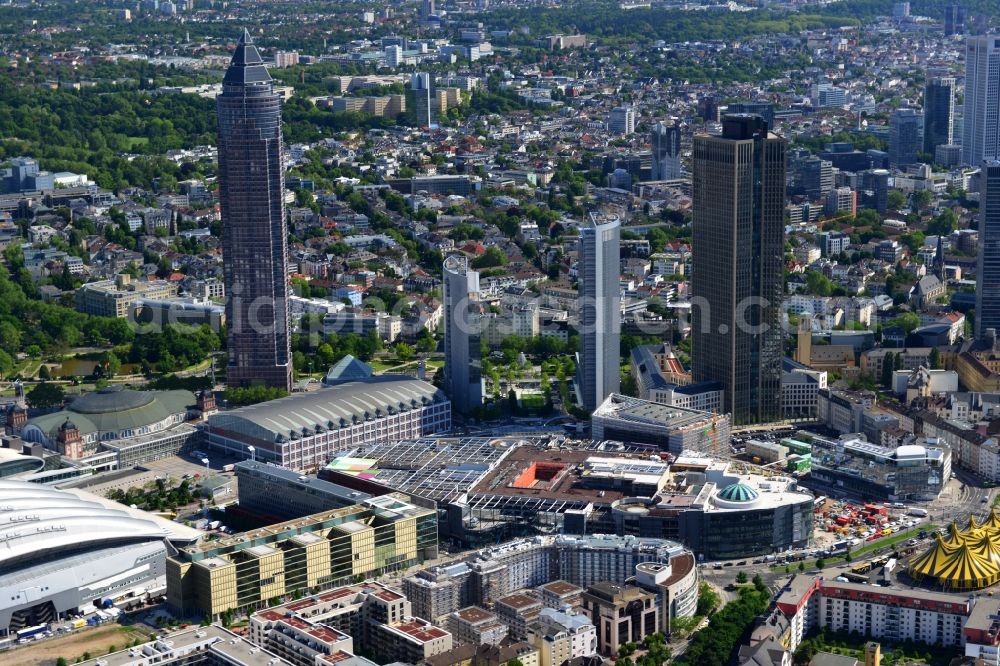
[208,376,447,444]
[24,386,195,439]
[0,480,171,569]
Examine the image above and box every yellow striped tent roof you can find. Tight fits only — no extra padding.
[968,529,1000,567]
[942,522,967,547]
[910,534,958,580]
[933,543,1000,590]
[910,513,1000,590]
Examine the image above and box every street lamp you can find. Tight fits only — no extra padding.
[201,457,210,479]
[248,446,255,463]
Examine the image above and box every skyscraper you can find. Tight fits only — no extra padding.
[923,77,956,155]
[442,255,482,413]
[651,122,681,180]
[691,115,785,424]
[963,35,1000,166]
[408,72,433,128]
[217,30,293,391]
[888,108,920,167]
[945,4,966,36]
[977,161,1000,338]
[577,215,621,412]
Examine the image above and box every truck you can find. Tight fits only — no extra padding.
[908,508,929,517]
[70,619,87,629]
[831,539,851,552]
[16,625,48,642]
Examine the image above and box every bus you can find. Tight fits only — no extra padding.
[16,625,48,642]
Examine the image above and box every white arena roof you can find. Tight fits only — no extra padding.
[0,480,201,568]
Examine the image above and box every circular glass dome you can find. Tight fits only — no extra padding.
[716,482,760,503]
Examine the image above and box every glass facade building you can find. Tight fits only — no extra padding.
[691,115,786,424]
[923,77,955,155]
[577,215,621,412]
[218,30,293,390]
[977,161,1000,337]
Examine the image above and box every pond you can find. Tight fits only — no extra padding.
[52,357,141,377]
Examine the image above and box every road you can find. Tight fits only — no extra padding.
[929,469,995,525]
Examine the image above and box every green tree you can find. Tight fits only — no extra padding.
[395,342,415,362]
[27,382,66,409]
[881,352,896,388]
[912,189,934,211]
[928,209,958,236]
[735,570,748,584]
[887,190,907,210]
[929,347,941,370]
[889,312,921,334]
[0,349,13,379]
[695,582,720,616]
[471,246,507,269]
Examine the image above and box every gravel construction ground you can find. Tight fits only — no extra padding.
[0,625,149,666]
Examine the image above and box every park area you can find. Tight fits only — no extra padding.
[0,624,150,666]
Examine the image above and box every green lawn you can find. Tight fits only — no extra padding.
[772,525,936,572]
[519,393,546,409]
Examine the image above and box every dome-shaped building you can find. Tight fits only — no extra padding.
[20,386,198,467]
[715,482,760,505]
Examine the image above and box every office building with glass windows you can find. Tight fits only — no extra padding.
[691,114,785,424]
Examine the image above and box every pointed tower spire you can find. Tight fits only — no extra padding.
[224,28,270,86]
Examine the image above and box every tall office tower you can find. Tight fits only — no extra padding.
[923,77,956,155]
[607,106,635,136]
[443,255,482,413]
[420,0,434,18]
[408,72,433,127]
[691,115,785,424]
[577,215,621,412]
[217,30,292,391]
[963,35,1000,166]
[651,122,682,180]
[977,161,1000,338]
[945,4,966,35]
[889,108,920,167]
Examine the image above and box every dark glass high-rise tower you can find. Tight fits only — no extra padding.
[923,76,955,155]
[691,115,785,425]
[651,122,681,180]
[218,30,292,391]
[977,160,1000,338]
